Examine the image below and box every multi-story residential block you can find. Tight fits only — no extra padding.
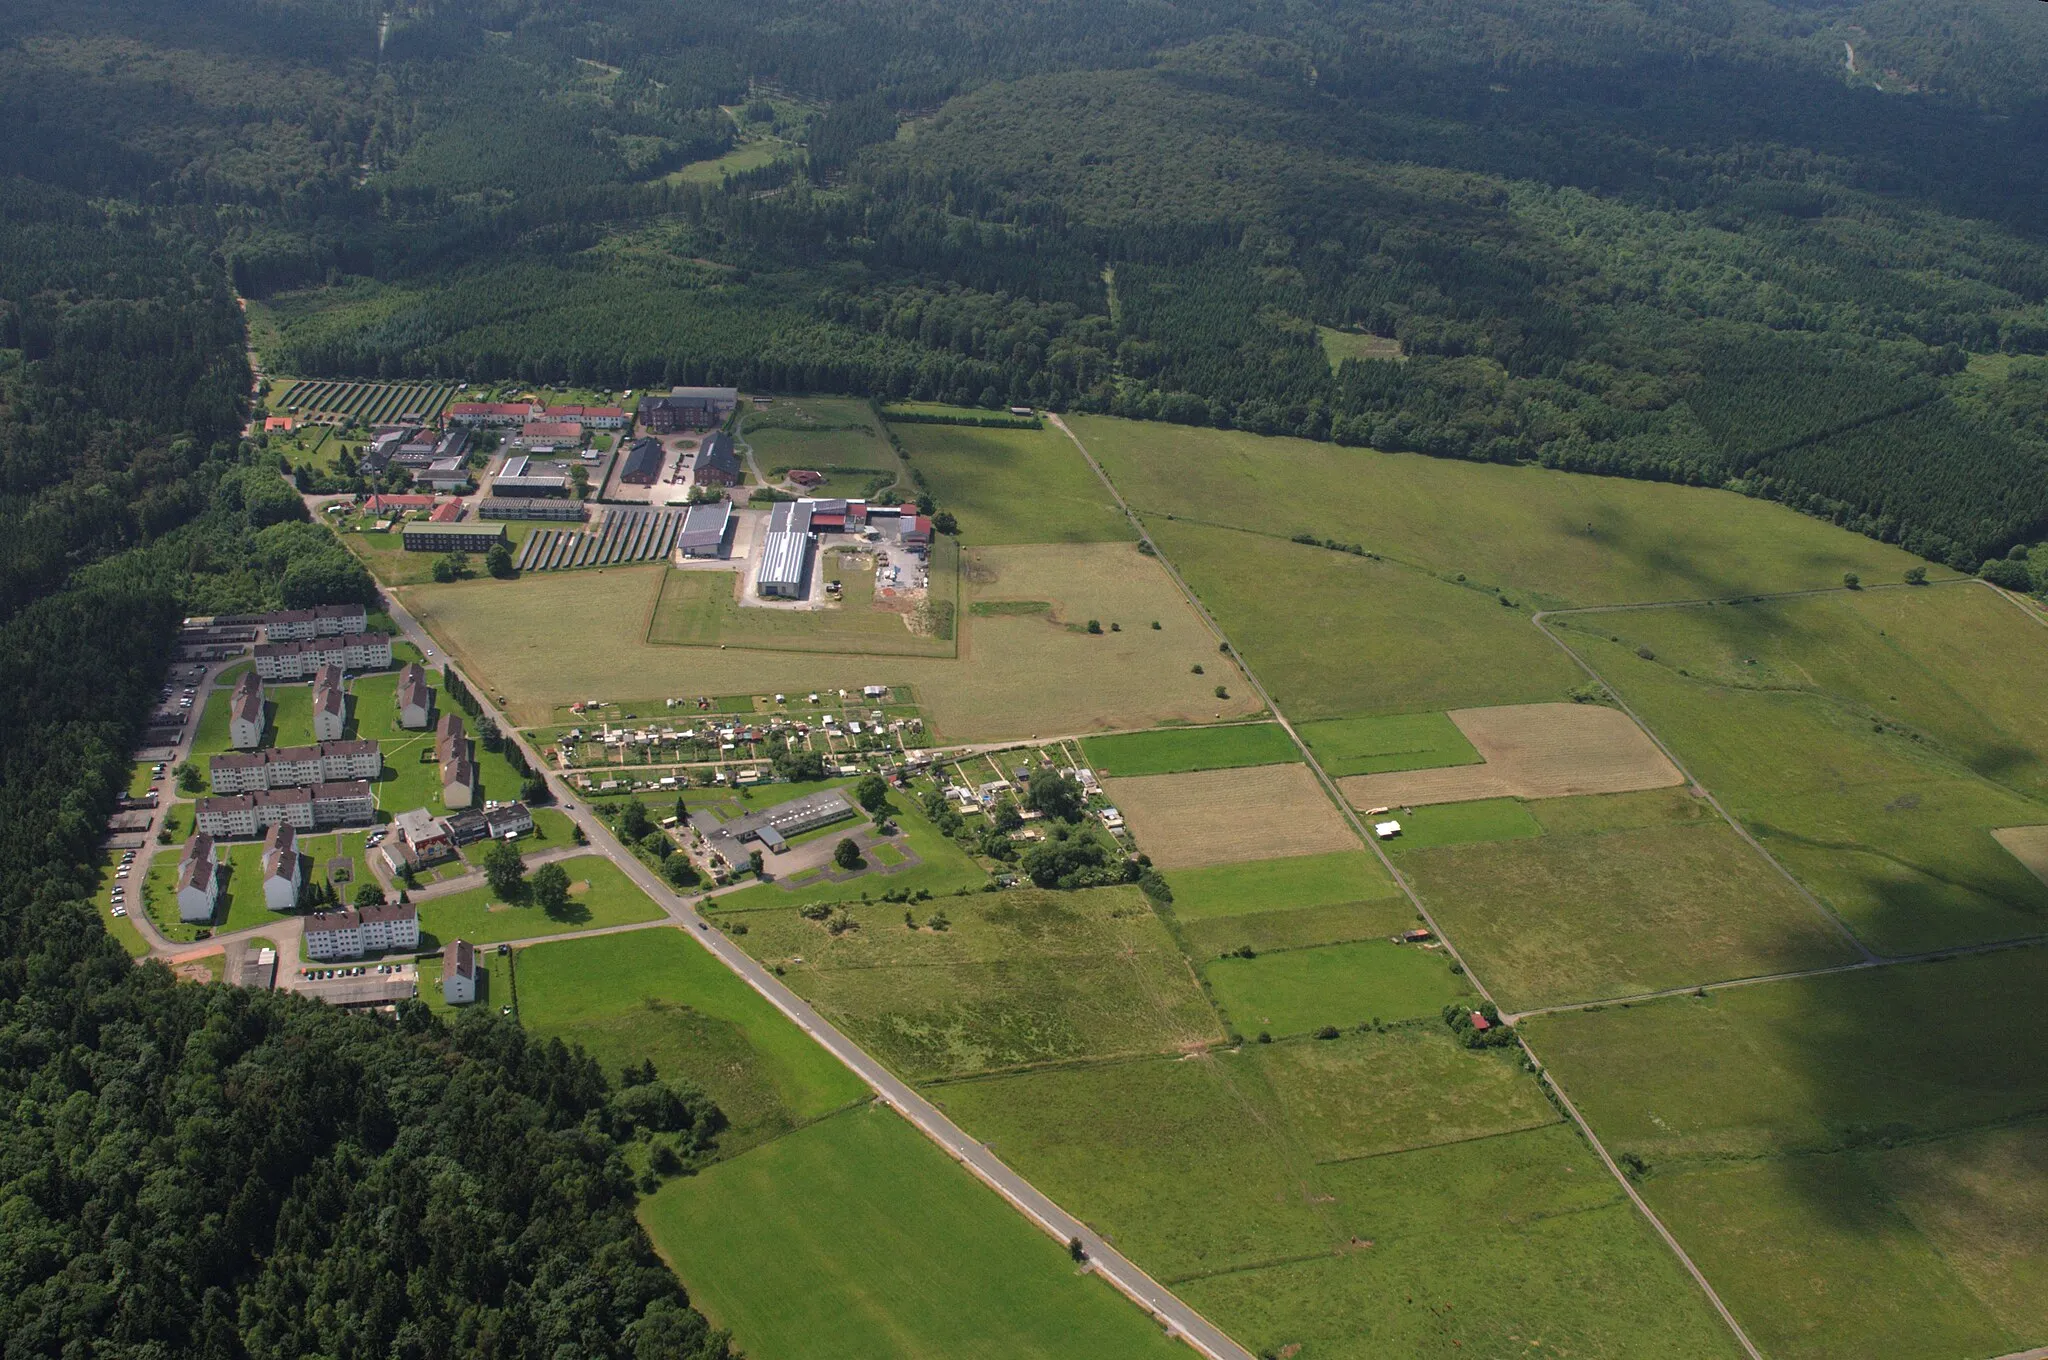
[304,902,420,960]
[175,835,225,923]
[260,604,367,643]
[397,662,434,729]
[261,822,301,912]
[311,664,348,741]
[252,631,393,681]
[442,939,478,1004]
[195,780,373,838]
[209,740,381,793]
[228,672,266,749]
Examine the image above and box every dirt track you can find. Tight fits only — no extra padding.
[1338,702,1682,808]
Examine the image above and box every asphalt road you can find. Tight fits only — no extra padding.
[377,592,1257,1360]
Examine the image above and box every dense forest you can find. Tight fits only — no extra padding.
[0,175,729,1360]
[7,0,2048,563]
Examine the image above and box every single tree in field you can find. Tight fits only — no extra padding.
[175,762,203,793]
[854,773,890,812]
[485,541,514,578]
[531,862,570,914]
[618,799,652,841]
[483,839,526,897]
[1904,566,1928,585]
[833,838,863,871]
[674,794,688,823]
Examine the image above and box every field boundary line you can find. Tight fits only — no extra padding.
[1310,1115,1568,1168]
[1527,608,1877,963]
[1052,412,1768,1360]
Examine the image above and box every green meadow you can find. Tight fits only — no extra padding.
[1379,797,1542,851]
[644,1104,1186,1360]
[418,855,666,946]
[1526,947,2048,1360]
[891,420,1134,545]
[1164,850,1399,920]
[1203,938,1471,1037]
[1297,711,1480,776]
[1080,722,1301,776]
[1553,583,2048,953]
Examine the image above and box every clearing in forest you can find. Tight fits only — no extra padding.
[1106,764,1356,868]
[1338,702,1682,808]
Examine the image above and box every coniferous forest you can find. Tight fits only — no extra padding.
[4,1,2048,1351]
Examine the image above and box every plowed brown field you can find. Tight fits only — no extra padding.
[1106,764,1356,869]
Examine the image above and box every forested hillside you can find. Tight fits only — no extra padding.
[0,166,730,1360]
[7,0,2047,564]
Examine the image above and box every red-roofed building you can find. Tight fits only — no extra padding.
[520,420,583,442]
[264,416,294,432]
[1470,1011,1491,1031]
[429,500,465,523]
[446,402,536,427]
[901,515,933,550]
[788,469,824,488]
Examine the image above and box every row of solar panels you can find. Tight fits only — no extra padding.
[513,507,688,572]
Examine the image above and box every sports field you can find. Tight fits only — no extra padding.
[1144,519,1585,720]
[1296,711,1480,776]
[416,855,666,946]
[514,928,868,1151]
[1338,702,1683,807]
[1203,938,1471,1036]
[891,420,1134,544]
[400,542,1259,738]
[1525,947,2048,1360]
[644,1104,1186,1360]
[1403,820,1859,1011]
[727,886,1220,1077]
[1552,584,2048,953]
[1071,414,1941,608]
[933,1037,1742,1357]
[1106,763,1357,869]
[1080,722,1300,776]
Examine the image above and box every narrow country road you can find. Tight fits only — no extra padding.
[376,591,1259,1360]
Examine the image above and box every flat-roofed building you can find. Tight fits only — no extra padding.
[400,524,507,554]
[676,500,733,558]
[479,497,586,521]
[757,498,814,598]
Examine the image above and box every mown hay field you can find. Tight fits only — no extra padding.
[1072,414,1944,608]
[1338,702,1683,808]
[1165,850,1397,920]
[1297,711,1480,776]
[1994,825,2048,888]
[1145,519,1585,721]
[1203,938,1471,1037]
[645,1104,1186,1360]
[1107,763,1357,869]
[399,542,1259,738]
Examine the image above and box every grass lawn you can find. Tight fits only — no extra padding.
[933,1043,1740,1356]
[1145,519,1584,721]
[729,886,1220,1078]
[1079,722,1299,776]
[1379,796,1542,851]
[890,420,1134,545]
[515,928,867,1152]
[1404,821,1858,1012]
[144,841,299,941]
[91,854,152,957]
[1297,711,1481,776]
[1552,584,2048,953]
[417,855,665,946]
[401,542,1258,739]
[1071,413,1945,609]
[1527,949,2048,1360]
[645,545,957,656]
[740,395,899,485]
[643,1103,1186,1360]
[341,526,443,586]
[1203,939,1470,1037]
[127,763,157,798]
[1179,898,1418,961]
[1165,850,1398,921]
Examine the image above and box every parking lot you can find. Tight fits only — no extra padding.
[282,961,418,1008]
